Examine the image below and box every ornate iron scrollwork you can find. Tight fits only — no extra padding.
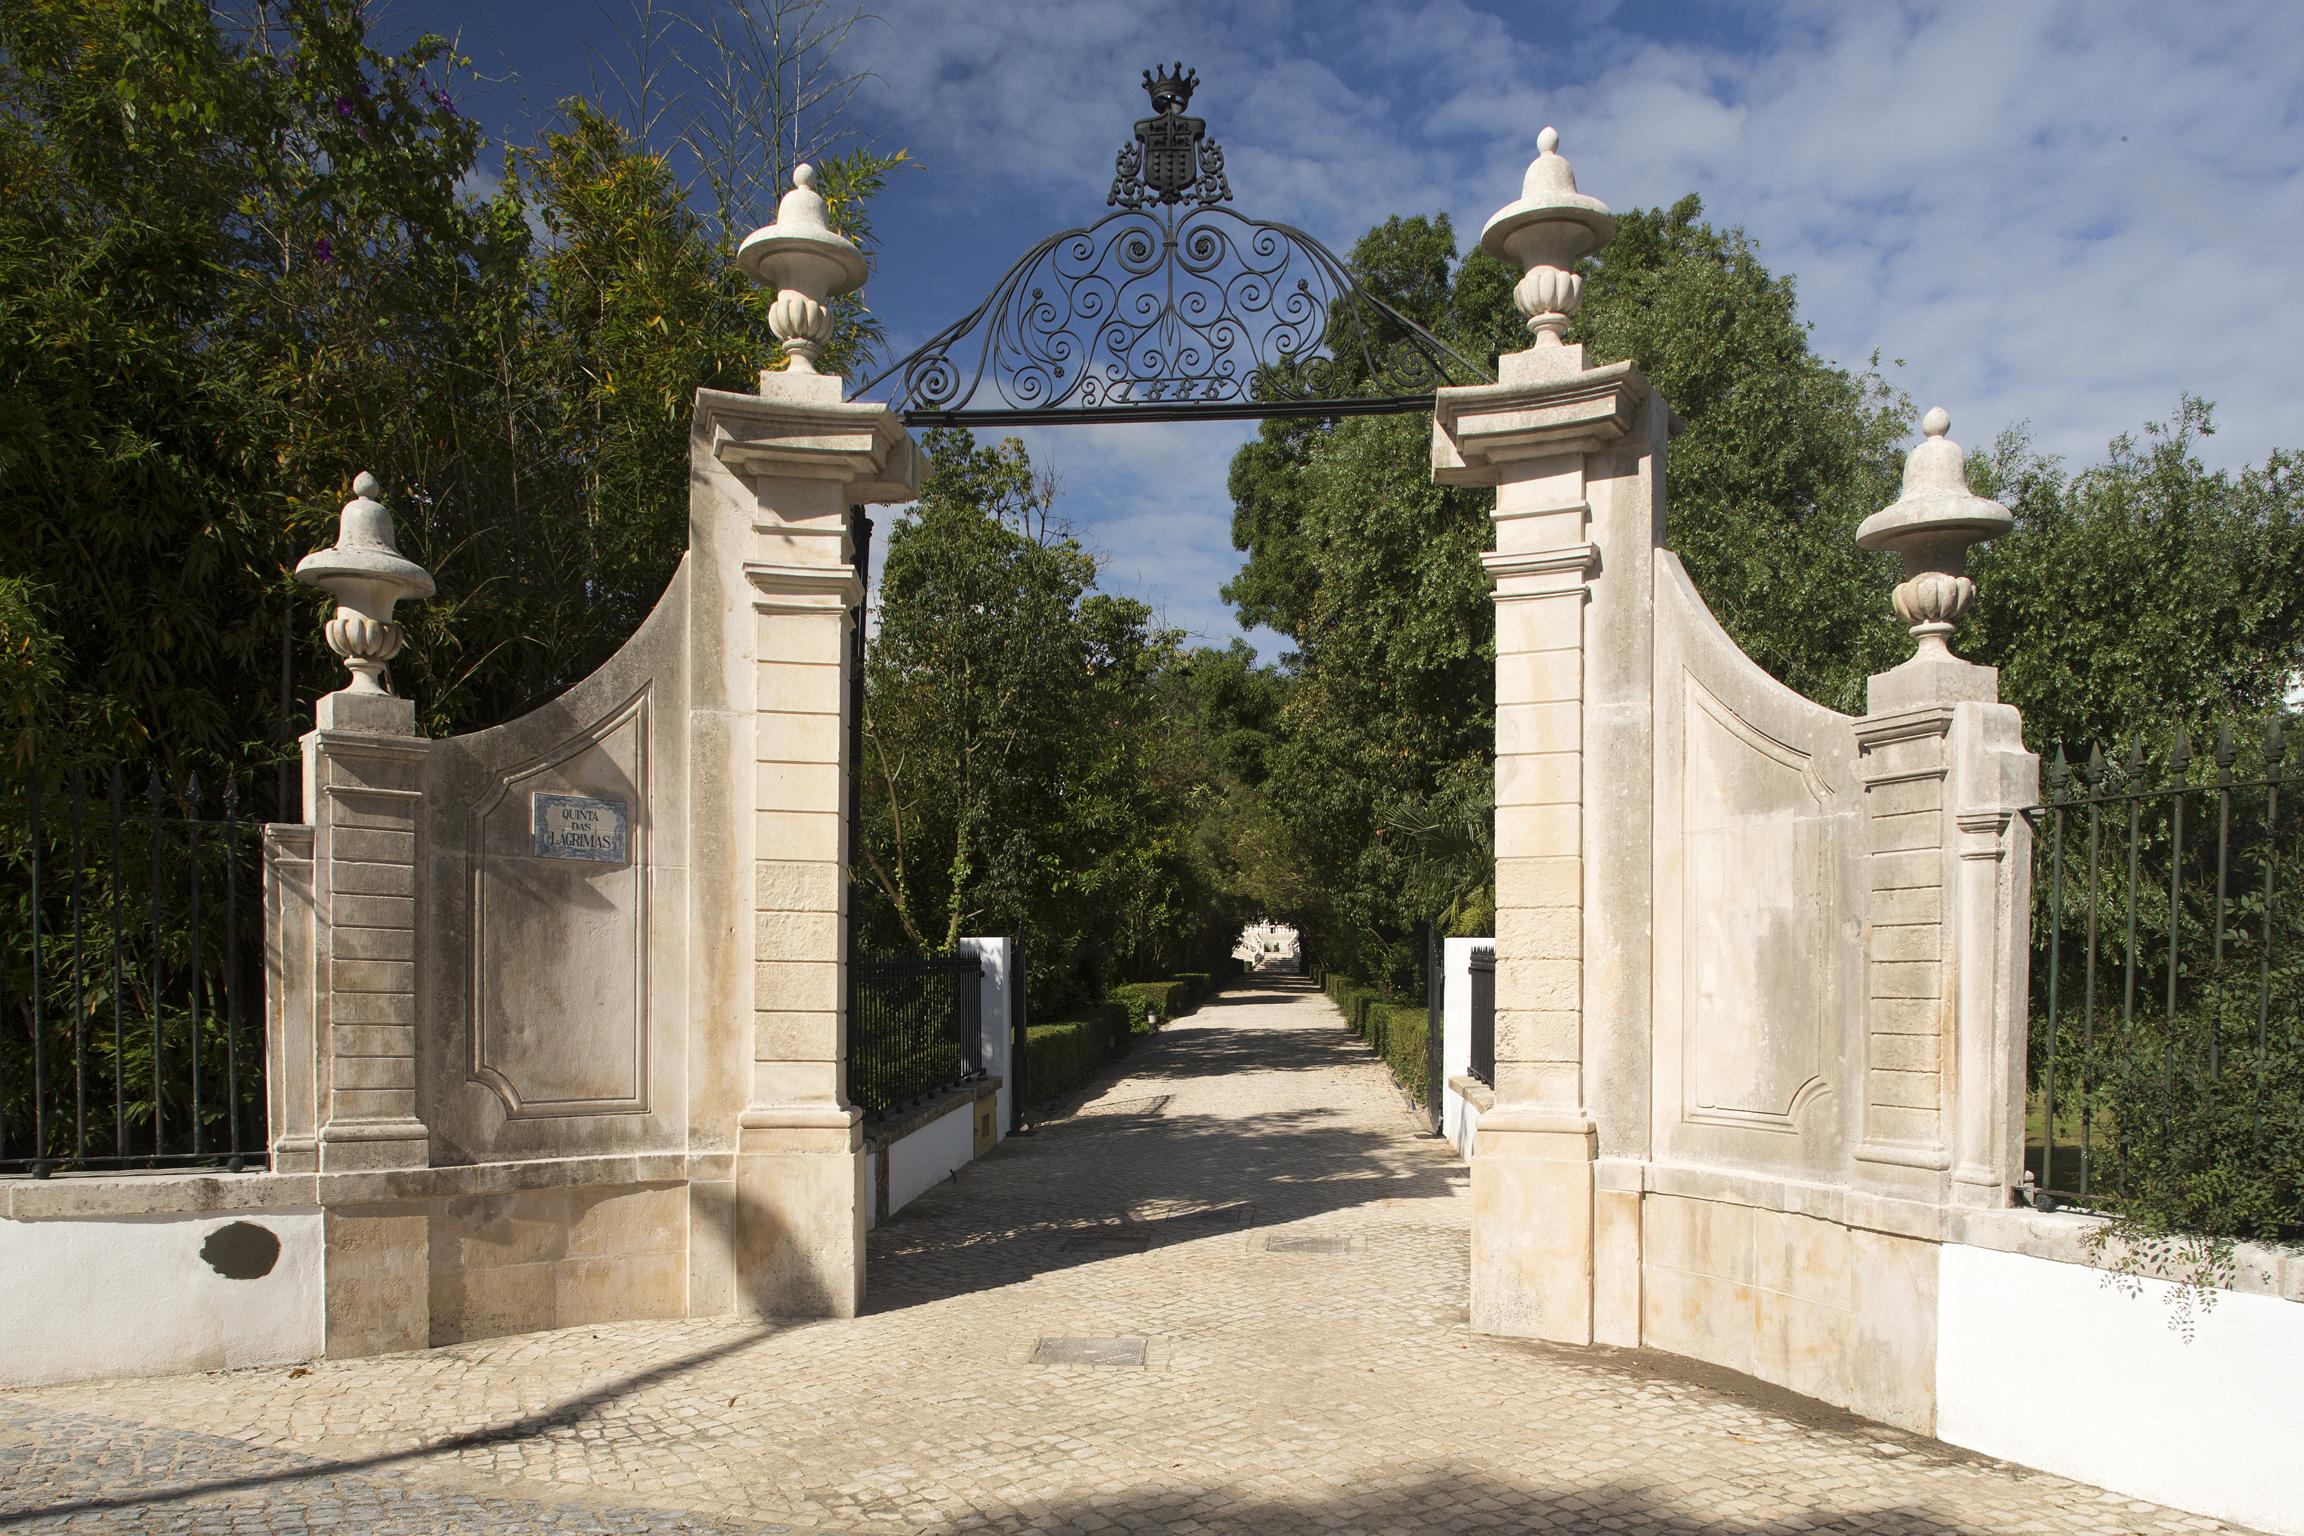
[854,66,1492,426]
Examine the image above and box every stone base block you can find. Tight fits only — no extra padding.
[732,1122,867,1319]
[316,1122,429,1174]
[322,1207,428,1359]
[1470,1121,1597,1342]
[1637,1190,1939,1434]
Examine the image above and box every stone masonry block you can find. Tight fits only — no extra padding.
[755,809,841,863]
[332,860,416,898]
[755,611,848,666]
[1869,885,1942,925]
[1869,1033,1941,1072]
[1496,802,1579,860]
[757,859,841,913]
[332,1055,416,1092]
[1865,1103,1939,1144]
[329,827,415,864]
[332,925,415,961]
[1869,809,1944,854]
[1496,751,1580,808]
[755,960,840,1013]
[756,1008,841,1063]
[332,1024,416,1058]
[330,959,414,994]
[1494,593,1584,654]
[1863,775,1947,817]
[1497,1006,1578,1063]
[1868,923,1941,962]
[1868,849,1942,891]
[1644,1193,1754,1284]
[754,760,842,814]
[567,1185,687,1259]
[334,893,416,929]
[331,1087,416,1120]
[755,908,839,962]
[1870,1068,1941,1110]
[1497,855,1582,909]
[1870,960,1943,999]
[755,711,843,765]
[331,991,416,1026]
[1867,997,1944,1035]
[1497,905,1581,960]
[754,659,844,717]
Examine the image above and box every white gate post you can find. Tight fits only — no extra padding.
[697,167,919,1319]
[1434,129,1665,1344]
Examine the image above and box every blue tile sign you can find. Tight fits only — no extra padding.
[531,793,630,863]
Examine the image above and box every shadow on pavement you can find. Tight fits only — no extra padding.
[865,976,1460,1313]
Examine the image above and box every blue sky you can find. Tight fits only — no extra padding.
[379,1,2304,659]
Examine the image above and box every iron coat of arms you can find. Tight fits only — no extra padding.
[1108,62,1234,209]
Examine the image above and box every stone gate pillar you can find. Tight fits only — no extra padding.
[693,167,919,1319]
[1434,129,1664,1343]
[289,474,439,1178]
[1849,410,2037,1207]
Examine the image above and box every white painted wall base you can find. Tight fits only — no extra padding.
[883,1099,977,1220]
[1439,937,1490,1158]
[0,1210,324,1387]
[1937,1242,2304,1536]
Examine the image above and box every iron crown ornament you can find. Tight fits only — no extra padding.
[1108,61,1233,210]
[852,65,1490,426]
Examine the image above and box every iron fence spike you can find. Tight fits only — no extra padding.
[2215,721,2237,776]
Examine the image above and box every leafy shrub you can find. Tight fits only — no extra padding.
[1321,974,1432,1106]
[1020,1001,1129,1107]
[1111,981,1187,1033]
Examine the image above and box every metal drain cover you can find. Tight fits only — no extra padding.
[1031,1336,1148,1366]
[1264,1234,1353,1254]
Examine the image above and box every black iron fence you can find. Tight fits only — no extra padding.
[2,769,267,1176]
[2021,723,2300,1237]
[1468,944,1495,1087]
[849,952,984,1120]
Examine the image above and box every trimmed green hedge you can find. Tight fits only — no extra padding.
[1322,975,1432,1106]
[1019,958,1245,1111]
[1022,1001,1130,1107]
[1113,980,1190,1031]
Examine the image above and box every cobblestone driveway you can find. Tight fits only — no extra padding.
[0,974,2249,1534]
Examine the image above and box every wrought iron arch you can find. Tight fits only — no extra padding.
[852,63,1494,427]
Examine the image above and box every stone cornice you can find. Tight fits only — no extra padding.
[744,560,864,608]
[695,385,922,504]
[1431,358,1649,486]
[1482,544,1600,590]
[1851,704,1954,751]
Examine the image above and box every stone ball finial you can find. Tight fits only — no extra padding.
[296,472,436,697]
[1480,125,1615,347]
[738,162,869,377]
[1856,409,2014,658]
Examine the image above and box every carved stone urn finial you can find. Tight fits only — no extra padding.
[1856,408,2013,658]
[295,472,436,697]
[1480,126,1616,346]
[737,163,868,377]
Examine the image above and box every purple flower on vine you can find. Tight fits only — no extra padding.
[333,96,354,118]
[430,86,456,113]
[314,235,334,265]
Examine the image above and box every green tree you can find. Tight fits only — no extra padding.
[0,0,901,799]
[1970,396,2304,757]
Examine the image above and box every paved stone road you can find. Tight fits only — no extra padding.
[0,973,2249,1534]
